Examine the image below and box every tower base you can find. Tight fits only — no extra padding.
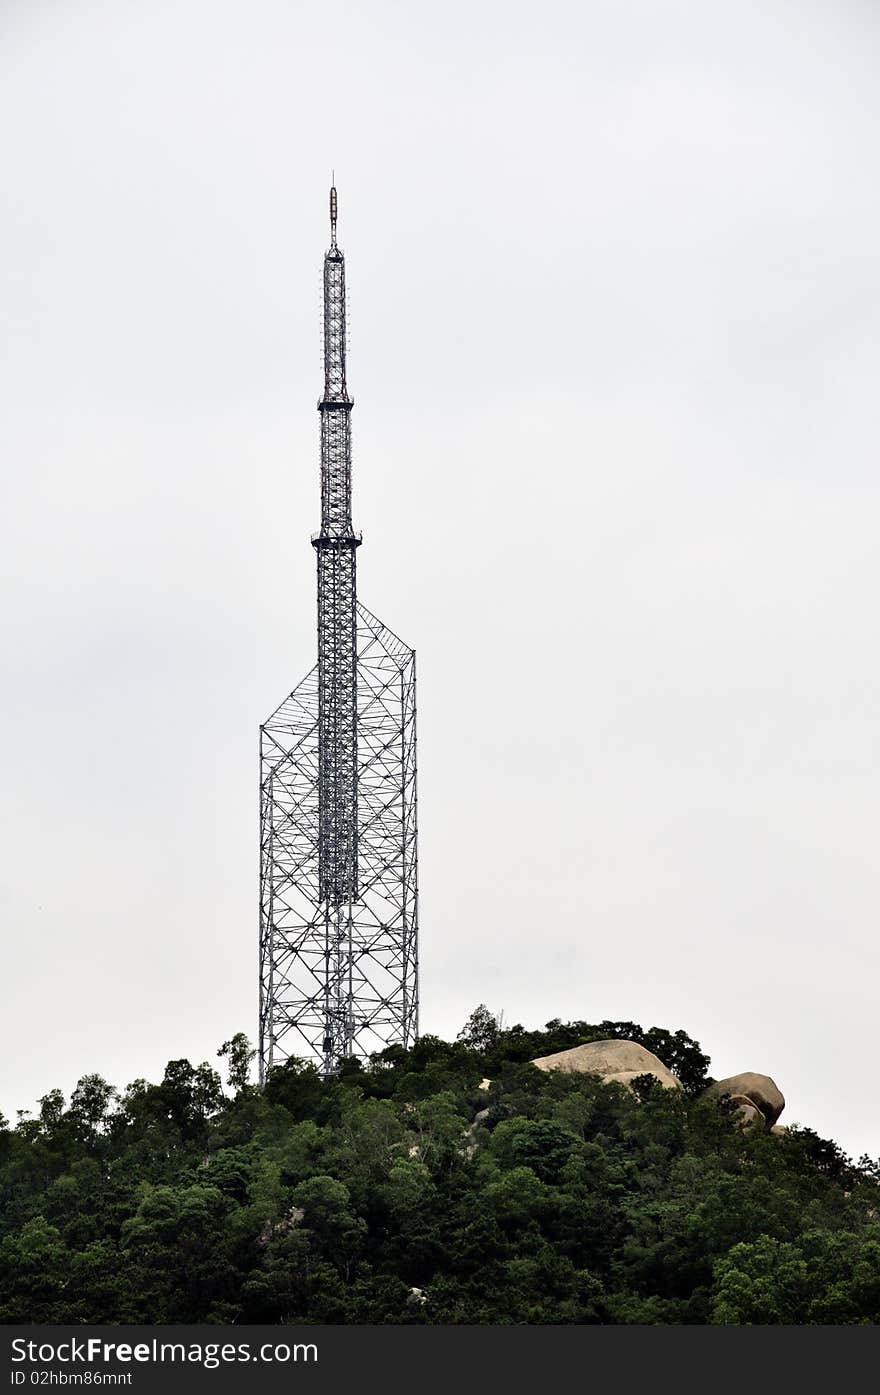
[259,602,418,1079]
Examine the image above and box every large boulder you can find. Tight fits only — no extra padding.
[531,1039,681,1092]
[727,1094,766,1129]
[703,1073,785,1128]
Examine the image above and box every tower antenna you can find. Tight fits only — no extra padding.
[259,188,419,1079]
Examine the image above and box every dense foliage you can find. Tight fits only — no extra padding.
[1,1012,878,1325]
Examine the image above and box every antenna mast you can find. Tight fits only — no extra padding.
[259,187,419,1078]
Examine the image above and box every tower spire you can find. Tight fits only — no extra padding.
[314,185,359,918]
[329,179,338,249]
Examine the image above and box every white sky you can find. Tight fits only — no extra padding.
[1,0,878,1160]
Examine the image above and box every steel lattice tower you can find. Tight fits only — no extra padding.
[259,186,418,1080]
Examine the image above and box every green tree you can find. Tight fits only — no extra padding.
[69,1075,118,1141]
[711,1235,811,1324]
[218,1033,256,1095]
[457,1004,499,1051]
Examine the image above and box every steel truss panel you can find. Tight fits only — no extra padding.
[259,602,418,1078]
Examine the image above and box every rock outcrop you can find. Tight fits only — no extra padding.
[703,1072,785,1129]
[727,1094,766,1129]
[531,1039,682,1092]
[479,1045,787,1135]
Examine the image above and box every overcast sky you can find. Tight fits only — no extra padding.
[2,0,879,1159]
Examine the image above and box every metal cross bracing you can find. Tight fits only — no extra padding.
[259,187,418,1080]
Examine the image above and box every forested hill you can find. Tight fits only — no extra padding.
[2,1012,878,1325]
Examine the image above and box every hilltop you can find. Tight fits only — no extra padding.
[1,1010,878,1325]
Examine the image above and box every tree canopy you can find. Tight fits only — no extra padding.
[1,1012,877,1324]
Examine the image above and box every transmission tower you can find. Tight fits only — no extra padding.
[259,186,418,1080]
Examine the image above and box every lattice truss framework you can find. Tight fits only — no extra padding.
[259,187,418,1079]
[259,603,418,1076]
